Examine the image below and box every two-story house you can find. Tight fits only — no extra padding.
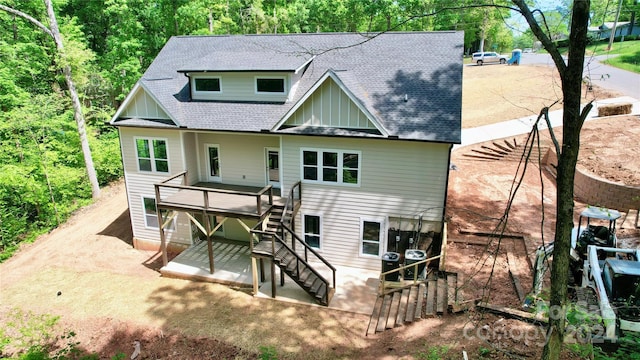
[110,32,463,305]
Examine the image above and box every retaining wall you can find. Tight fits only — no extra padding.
[544,149,640,211]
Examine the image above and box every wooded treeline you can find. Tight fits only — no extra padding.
[0,0,634,259]
[0,0,516,259]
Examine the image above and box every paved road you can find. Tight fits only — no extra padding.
[519,53,640,99]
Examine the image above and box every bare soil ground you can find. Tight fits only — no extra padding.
[1,64,639,360]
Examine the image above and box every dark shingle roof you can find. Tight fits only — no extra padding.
[113,32,463,143]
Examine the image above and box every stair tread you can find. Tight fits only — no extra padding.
[376,295,392,333]
[436,276,446,314]
[405,286,418,323]
[416,283,426,320]
[310,277,324,294]
[396,288,410,326]
[367,297,384,335]
[387,292,401,329]
[425,278,437,316]
[314,282,327,299]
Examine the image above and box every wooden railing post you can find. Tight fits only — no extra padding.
[154,184,168,267]
[332,271,336,289]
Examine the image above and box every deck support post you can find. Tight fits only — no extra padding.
[205,212,214,274]
[260,258,265,282]
[280,268,285,286]
[155,185,168,267]
[271,259,276,298]
[251,257,259,295]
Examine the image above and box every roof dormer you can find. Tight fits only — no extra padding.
[185,72,295,103]
[179,51,314,103]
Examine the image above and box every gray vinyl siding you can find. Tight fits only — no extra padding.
[281,136,450,270]
[284,78,377,130]
[119,127,192,245]
[121,87,169,119]
[190,72,291,103]
[194,133,279,186]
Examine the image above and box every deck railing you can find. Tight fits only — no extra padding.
[378,255,441,296]
[154,171,273,216]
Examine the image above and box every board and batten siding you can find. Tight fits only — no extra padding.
[190,72,292,103]
[281,135,451,270]
[121,87,170,120]
[119,127,192,246]
[284,77,377,130]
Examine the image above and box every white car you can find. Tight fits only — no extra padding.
[472,52,508,65]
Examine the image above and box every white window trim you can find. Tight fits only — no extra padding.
[134,137,170,174]
[192,75,222,94]
[359,217,386,258]
[204,143,222,182]
[254,75,287,95]
[141,196,175,231]
[300,148,361,186]
[301,212,323,250]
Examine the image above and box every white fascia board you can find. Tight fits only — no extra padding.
[294,56,315,74]
[109,82,182,127]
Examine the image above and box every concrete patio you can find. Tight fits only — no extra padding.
[160,239,380,315]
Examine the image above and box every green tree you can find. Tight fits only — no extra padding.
[0,1,101,199]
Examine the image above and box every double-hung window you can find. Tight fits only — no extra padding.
[302,149,360,185]
[142,197,174,230]
[303,214,322,249]
[135,138,169,173]
[361,219,383,257]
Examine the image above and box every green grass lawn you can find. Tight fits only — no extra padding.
[586,39,640,73]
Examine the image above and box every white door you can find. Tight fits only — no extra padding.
[265,148,280,189]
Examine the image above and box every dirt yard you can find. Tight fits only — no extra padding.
[1,64,638,359]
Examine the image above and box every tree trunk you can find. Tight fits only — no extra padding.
[542,2,591,359]
[510,1,590,359]
[44,0,101,199]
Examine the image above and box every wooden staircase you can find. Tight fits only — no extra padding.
[252,204,335,306]
[366,271,464,335]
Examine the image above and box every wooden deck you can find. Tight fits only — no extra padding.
[155,173,283,219]
[159,188,271,217]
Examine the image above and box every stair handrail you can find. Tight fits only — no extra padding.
[281,223,336,290]
[281,181,302,229]
[273,232,332,305]
[378,254,441,296]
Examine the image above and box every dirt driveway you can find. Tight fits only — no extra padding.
[1,64,638,359]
